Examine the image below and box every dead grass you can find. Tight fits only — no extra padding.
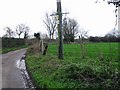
[27,43,40,54]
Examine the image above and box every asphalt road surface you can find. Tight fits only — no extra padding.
[2,49,26,89]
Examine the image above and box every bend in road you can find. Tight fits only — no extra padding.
[2,49,26,88]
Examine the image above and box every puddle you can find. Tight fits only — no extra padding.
[17,60,20,68]
[17,57,35,90]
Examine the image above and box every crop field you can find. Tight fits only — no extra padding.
[26,42,119,89]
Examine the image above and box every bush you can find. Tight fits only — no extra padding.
[52,63,120,89]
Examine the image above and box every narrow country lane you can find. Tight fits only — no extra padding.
[1,49,27,89]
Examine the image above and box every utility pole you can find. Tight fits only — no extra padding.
[50,0,69,59]
[57,0,63,59]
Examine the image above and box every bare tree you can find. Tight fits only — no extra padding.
[63,17,79,43]
[79,28,88,59]
[40,33,49,39]
[105,28,120,38]
[79,28,88,44]
[24,26,30,39]
[16,24,25,38]
[43,12,57,39]
[3,27,15,38]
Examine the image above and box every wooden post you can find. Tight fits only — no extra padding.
[57,0,63,59]
[118,6,120,61]
[50,0,69,59]
[43,43,48,55]
[41,39,44,54]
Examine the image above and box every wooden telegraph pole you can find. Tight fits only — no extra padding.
[50,0,69,59]
[57,0,63,59]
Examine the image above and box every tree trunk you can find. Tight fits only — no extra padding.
[18,34,20,39]
[52,34,54,39]
[49,34,52,40]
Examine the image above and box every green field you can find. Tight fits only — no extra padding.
[48,42,119,62]
[26,42,119,89]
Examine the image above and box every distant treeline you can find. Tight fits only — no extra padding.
[1,36,120,49]
[89,36,120,42]
[2,38,25,48]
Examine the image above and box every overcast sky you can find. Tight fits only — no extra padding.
[0,0,116,37]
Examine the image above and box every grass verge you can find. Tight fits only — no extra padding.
[26,43,119,89]
[1,45,28,54]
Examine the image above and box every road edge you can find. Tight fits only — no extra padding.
[19,54,36,90]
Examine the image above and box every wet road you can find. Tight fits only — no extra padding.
[2,49,26,88]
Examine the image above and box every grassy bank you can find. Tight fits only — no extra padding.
[1,45,28,54]
[26,42,119,89]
